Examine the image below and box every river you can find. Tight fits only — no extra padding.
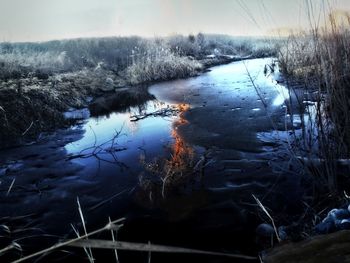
[0,58,306,262]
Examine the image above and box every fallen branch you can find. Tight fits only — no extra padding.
[12,218,125,263]
[130,107,179,122]
[12,215,256,262]
[68,239,257,260]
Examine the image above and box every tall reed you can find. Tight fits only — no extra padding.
[278,5,350,193]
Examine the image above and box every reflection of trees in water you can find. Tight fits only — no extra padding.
[169,128,194,172]
[137,103,206,206]
[169,103,193,171]
[127,100,168,135]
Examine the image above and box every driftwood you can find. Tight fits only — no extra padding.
[68,239,257,260]
[12,218,126,263]
[11,217,256,262]
[130,107,179,122]
[263,230,350,263]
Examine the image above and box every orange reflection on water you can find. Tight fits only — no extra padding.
[175,103,190,125]
[136,103,195,205]
[167,103,194,171]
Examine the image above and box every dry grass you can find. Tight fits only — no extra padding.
[0,34,276,82]
[7,214,256,262]
[278,5,350,193]
[253,195,281,243]
[125,39,202,85]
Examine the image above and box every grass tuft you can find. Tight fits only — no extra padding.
[277,6,350,193]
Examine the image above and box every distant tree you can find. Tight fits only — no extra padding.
[188,34,196,43]
[196,33,206,54]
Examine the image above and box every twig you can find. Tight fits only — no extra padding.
[65,128,128,170]
[67,239,257,260]
[130,107,178,122]
[22,121,34,136]
[0,105,9,127]
[71,224,92,262]
[6,178,16,196]
[88,188,131,211]
[0,242,22,256]
[77,197,94,263]
[253,195,281,242]
[12,218,125,263]
[109,217,119,263]
[148,241,152,263]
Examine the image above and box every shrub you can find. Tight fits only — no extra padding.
[125,40,202,85]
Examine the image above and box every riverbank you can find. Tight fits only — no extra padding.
[0,54,258,148]
[0,34,278,148]
[258,29,350,261]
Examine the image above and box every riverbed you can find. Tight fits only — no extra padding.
[0,58,306,262]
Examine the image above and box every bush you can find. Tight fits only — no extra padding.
[125,40,202,85]
[167,34,276,58]
[0,37,144,80]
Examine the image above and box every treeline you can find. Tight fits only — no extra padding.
[0,34,276,82]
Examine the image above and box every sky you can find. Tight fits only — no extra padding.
[1,0,350,42]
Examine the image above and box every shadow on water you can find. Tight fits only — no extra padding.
[0,58,312,262]
[88,86,155,117]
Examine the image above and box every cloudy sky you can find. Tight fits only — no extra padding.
[1,0,349,42]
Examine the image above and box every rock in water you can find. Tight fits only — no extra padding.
[315,216,336,234]
[256,223,275,238]
[315,208,350,234]
[328,209,350,220]
[277,226,288,241]
[339,219,350,230]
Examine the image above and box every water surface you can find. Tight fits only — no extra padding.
[0,58,305,262]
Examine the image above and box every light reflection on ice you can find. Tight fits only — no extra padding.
[262,60,290,107]
[64,100,176,155]
[273,84,290,106]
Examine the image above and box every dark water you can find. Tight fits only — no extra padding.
[0,58,306,262]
